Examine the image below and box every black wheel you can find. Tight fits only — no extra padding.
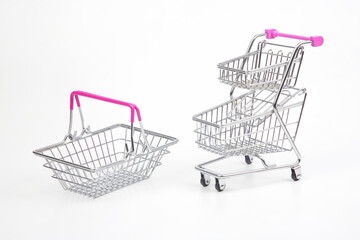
[200,173,210,187]
[291,168,301,181]
[215,178,226,192]
[245,155,253,164]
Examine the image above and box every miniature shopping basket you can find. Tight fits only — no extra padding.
[33,91,178,198]
[193,29,323,192]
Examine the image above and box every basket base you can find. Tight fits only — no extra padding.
[53,168,156,198]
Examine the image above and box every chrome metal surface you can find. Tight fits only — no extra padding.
[193,88,305,185]
[219,34,309,92]
[193,32,315,189]
[34,124,178,197]
[257,154,276,168]
[34,100,178,197]
[193,88,306,156]
[195,155,300,178]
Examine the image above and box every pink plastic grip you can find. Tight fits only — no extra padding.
[265,29,324,47]
[70,91,141,123]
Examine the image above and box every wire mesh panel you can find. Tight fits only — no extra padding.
[193,88,306,156]
[218,41,304,90]
[35,124,177,198]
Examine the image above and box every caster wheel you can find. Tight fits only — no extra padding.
[200,173,210,187]
[245,155,253,164]
[215,178,226,192]
[291,167,302,181]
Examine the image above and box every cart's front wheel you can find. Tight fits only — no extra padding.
[215,178,226,192]
[200,173,211,187]
[291,167,302,181]
[245,155,253,164]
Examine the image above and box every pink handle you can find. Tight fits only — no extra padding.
[265,29,324,47]
[70,91,141,123]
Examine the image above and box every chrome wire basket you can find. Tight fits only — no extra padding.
[193,88,306,156]
[218,42,304,90]
[33,91,178,198]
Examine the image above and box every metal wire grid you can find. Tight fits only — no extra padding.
[193,88,306,156]
[35,124,177,197]
[218,41,304,89]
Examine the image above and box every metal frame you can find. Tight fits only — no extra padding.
[34,102,178,198]
[194,33,312,191]
[221,35,306,94]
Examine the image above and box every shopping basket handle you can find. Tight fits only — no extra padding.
[70,91,142,123]
[265,29,324,47]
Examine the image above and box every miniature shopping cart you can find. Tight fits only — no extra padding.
[33,91,178,197]
[193,29,323,191]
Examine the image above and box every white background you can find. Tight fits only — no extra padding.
[1,0,359,239]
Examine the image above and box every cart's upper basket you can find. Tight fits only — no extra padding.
[218,41,304,90]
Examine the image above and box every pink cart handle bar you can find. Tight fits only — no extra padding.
[265,29,324,47]
[70,91,141,123]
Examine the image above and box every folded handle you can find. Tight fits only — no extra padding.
[265,29,324,47]
[70,91,141,123]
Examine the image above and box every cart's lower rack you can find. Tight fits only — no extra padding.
[195,155,302,192]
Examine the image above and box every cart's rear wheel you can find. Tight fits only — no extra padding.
[215,178,226,192]
[245,155,253,164]
[200,173,210,187]
[291,167,302,181]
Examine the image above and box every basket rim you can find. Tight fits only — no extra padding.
[33,124,178,173]
[217,48,302,75]
[192,88,306,128]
